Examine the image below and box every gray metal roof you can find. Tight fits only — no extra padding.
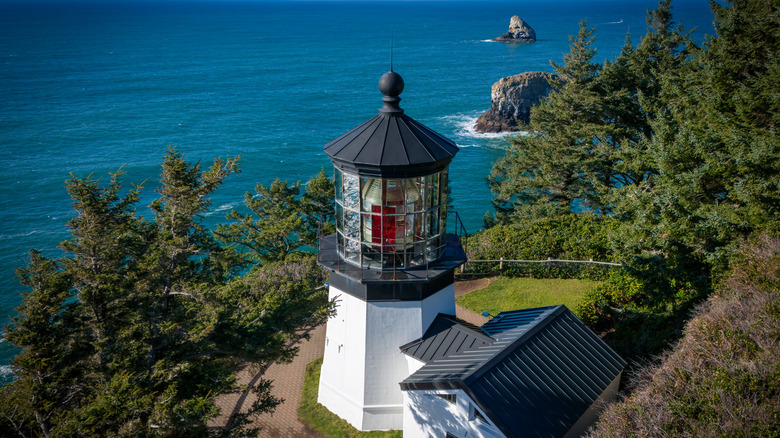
[400,314,494,363]
[400,306,626,438]
[323,71,459,179]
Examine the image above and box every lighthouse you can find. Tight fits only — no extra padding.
[316,70,466,431]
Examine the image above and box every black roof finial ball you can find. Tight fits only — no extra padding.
[379,71,404,97]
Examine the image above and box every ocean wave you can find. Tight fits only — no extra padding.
[0,365,14,378]
[437,113,528,141]
[204,201,242,216]
[0,230,42,239]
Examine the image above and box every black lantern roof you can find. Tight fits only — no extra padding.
[324,71,459,179]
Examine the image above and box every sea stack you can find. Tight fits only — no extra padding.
[474,71,555,133]
[494,16,537,43]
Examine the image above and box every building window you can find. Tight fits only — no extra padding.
[474,407,487,423]
[436,393,456,404]
[469,404,487,423]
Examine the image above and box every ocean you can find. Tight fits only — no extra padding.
[0,0,714,378]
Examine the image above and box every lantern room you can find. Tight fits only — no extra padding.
[323,70,461,273]
[334,168,447,270]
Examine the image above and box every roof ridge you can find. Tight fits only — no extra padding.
[393,116,411,166]
[404,116,459,156]
[355,115,387,165]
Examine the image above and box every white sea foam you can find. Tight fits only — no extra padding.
[0,365,14,379]
[0,230,42,239]
[204,201,241,216]
[438,112,529,143]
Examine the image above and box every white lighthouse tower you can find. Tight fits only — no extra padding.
[316,70,466,431]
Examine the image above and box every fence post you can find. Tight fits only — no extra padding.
[499,257,504,271]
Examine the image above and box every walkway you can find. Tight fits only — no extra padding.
[212,278,493,437]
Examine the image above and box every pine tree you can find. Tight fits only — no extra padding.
[488,20,608,221]
[300,169,336,243]
[616,0,780,272]
[217,178,306,264]
[1,150,331,437]
[217,170,335,264]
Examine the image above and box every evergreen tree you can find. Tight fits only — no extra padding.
[0,150,331,437]
[2,252,80,437]
[489,20,608,221]
[615,0,780,273]
[217,179,306,264]
[300,169,336,243]
[217,171,334,264]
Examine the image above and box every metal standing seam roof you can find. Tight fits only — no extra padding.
[323,71,459,179]
[400,306,627,438]
[400,314,495,364]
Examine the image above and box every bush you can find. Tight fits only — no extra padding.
[464,213,620,279]
[575,269,646,331]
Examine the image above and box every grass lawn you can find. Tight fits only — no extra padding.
[456,277,599,316]
[298,357,402,437]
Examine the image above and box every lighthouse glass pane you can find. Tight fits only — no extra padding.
[361,178,382,211]
[342,172,360,211]
[344,210,360,239]
[415,176,429,213]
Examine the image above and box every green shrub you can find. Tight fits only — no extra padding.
[575,269,645,330]
[464,213,620,279]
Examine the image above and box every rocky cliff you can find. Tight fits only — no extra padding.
[494,16,536,43]
[474,72,556,133]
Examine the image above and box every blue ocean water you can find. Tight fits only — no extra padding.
[0,0,713,375]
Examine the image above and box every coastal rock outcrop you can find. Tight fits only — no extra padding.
[494,16,536,43]
[474,71,556,133]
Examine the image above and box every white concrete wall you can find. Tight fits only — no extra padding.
[318,287,368,428]
[421,282,456,331]
[318,283,455,431]
[404,355,426,377]
[403,389,505,438]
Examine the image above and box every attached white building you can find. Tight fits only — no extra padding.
[399,307,626,438]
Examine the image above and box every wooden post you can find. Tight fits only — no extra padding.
[500,257,504,271]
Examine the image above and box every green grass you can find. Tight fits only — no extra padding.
[298,357,402,437]
[456,276,599,316]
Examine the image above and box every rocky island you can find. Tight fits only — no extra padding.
[474,71,555,133]
[493,16,536,43]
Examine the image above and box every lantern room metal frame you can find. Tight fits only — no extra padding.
[334,167,448,271]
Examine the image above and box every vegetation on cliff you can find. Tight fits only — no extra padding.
[586,234,780,437]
